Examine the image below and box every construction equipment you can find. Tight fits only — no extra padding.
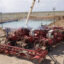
[0,0,64,63]
[0,26,64,64]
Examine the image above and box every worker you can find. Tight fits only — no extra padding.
[5,28,10,38]
[29,28,34,36]
[46,30,54,39]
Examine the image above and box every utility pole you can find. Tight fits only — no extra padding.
[0,8,3,28]
[26,0,40,27]
[53,7,56,26]
[1,12,3,28]
[1,9,3,28]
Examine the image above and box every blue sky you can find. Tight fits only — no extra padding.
[0,0,64,13]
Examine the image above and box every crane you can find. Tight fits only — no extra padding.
[26,0,40,27]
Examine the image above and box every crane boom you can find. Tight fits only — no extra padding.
[26,0,40,27]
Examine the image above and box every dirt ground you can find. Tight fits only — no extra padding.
[49,20,64,28]
[0,43,64,64]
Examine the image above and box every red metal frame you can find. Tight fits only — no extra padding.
[0,26,64,63]
[0,44,48,63]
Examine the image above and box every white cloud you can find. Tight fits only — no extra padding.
[2,0,64,13]
[0,0,2,12]
[2,0,33,12]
